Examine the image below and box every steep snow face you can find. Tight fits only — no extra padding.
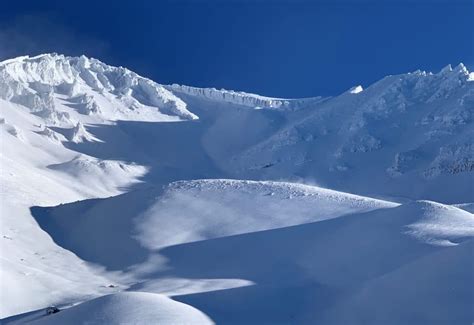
[168,84,326,110]
[0,53,197,124]
[230,64,474,202]
[0,98,150,317]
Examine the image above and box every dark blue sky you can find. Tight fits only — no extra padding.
[1,0,472,97]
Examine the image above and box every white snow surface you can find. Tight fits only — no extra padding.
[5,292,213,324]
[0,53,197,123]
[136,179,397,249]
[0,54,473,324]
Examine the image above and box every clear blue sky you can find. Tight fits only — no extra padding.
[0,0,472,98]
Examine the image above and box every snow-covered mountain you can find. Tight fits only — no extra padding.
[0,54,472,324]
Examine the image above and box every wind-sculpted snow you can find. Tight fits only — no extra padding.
[135,179,397,249]
[48,155,147,196]
[404,200,474,246]
[25,178,473,324]
[158,199,473,324]
[0,53,197,124]
[168,83,326,110]
[1,54,473,323]
[454,202,474,213]
[30,179,396,272]
[230,63,474,202]
[4,292,213,325]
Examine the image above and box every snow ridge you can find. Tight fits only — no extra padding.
[0,53,197,124]
[168,83,326,110]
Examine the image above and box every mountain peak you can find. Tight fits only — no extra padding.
[439,64,453,74]
[0,53,198,123]
[438,62,470,76]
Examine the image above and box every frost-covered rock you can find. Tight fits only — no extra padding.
[0,53,198,122]
[68,122,97,143]
[347,134,382,153]
[427,63,471,102]
[387,150,421,177]
[73,94,101,115]
[36,126,67,144]
[424,144,474,178]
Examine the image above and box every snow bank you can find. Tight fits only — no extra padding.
[28,292,212,324]
[135,179,397,249]
[48,155,147,196]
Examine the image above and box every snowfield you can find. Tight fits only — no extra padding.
[4,292,213,325]
[0,54,473,324]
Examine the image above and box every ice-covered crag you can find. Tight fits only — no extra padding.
[0,53,197,125]
[168,84,326,110]
[230,64,474,202]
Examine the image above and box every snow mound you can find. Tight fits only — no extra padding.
[48,155,147,195]
[153,196,473,324]
[28,292,212,324]
[403,200,474,246]
[29,179,396,273]
[136,179,397,249]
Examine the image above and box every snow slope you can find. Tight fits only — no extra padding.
[31,179,396,272]
[24,181,474,324]
[1,54,473,323]
[163,201,473,324]
[0,100,144,317]
[136,179,397,249]
[3,292,212,325]
[227,64,474,202]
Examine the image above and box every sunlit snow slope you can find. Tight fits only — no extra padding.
[0,54,473,324]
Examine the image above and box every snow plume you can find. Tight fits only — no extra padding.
[0,14,108,61]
